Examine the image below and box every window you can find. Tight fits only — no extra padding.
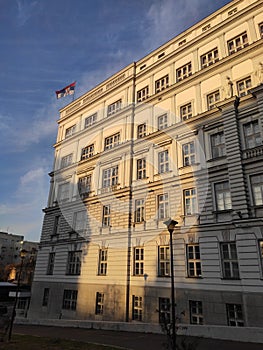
[102,166,118,188]
[158,193,169,219]
[158,114,168,130]
[137,158,146,179]
[210,131,226,158]
[95,292,104,315]
[215,181,232,211]
[98,249,108,275]
[107,99,122,116]
[155,75,169,93]
[81,144,94,160]
[237,76,251,97]
[158,150,169,173]
[221,242,239,279]
[243,120,261,149]
[135,199,145,223]
[137,123,146,138]
[207,90,220,110]
[42,288,49,306]
[57,182,70,202]
[134,247,144,275]
[200,48,219,69]
[251,174,263,206]
[47,252,55,275]
[62,290,78,310]
[73,210,87,232]
[102,205,110,227]
[104,133,120,150]
[184,189,197,215]
[137,86,149,102]
[180,103,192,121]
[259,22,263,38]
[66,251,82,275]
[226,304,244,327]
[189,300,203,324]
[78,175,91,196]
[187,244,202,277]
[61,154,73,168]
[65,124,76,138]
[182,142,195,166]
[176,62,192,82]
[85,113,97,128]
[159,297,170,324]
[53,215,60,235]
[132,295,142,321]
[158,246,170,277]
[227,32,248,54]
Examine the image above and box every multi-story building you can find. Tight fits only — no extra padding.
[29,0,263,339]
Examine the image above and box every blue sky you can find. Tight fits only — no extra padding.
[0,0,230,242]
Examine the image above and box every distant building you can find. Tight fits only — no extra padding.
[29,0,263,341]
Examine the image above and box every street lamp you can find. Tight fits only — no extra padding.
[8,249,27,341]
[164,219,178,350]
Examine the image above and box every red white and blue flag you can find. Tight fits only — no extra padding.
[56,82,76,99]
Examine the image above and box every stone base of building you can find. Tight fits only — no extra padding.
[15,317,263,344]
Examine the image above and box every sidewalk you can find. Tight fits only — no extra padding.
[13,324,263,350]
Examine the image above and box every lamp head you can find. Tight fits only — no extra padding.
[163,218,178,233]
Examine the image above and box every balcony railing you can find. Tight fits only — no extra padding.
[243,145,263,159]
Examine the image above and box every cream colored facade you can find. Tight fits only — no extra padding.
[29,0,263,335]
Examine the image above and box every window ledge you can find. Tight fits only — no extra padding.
[179,163,200,169]
[221,278,241,281]
[212,209,233,214]
[207,156,227,162]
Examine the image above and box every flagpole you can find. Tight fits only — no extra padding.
[72,81,76,101]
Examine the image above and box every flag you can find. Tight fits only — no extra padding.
[56,82,76,99]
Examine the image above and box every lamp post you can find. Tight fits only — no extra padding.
[164,219,178,350]
[8,249,27,341]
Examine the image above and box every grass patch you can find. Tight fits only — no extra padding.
[0,334,119,350]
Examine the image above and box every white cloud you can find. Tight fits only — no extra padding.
[16,0,40,26]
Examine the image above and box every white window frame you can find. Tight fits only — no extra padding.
[214,181,232,211]
[226,304,244,327]
[220,242,239,279]
[65,124,76,138]
[81,144,94,160]
[207,90,220,110]
[210,131,226,158]
[137,123,146,138]
[176,62,192,82]
[47,252,55,275]
[243,119,261,149]
[66,250,82,275]
[98,248,108,275]
[186,244,202,277]
[227,32,248,55]
[237,76,252,97]
[180,103,192,121]
[102,205,111,227]
[158,150,169,173]
[104,133,120,150]
[200,48,219,69]
[78,175,91,196]
[158,193,169,219]
[184,188,197,215]
[189,300,203,325]
[159,297,170,324]
[137,86,149,102]
[95,292,104,315]
[158,114,168,130]
[182,142,195,166]
[158,246,170,277]
[135,199,145,223]
[137,158,146,179]
[155,75,169,93]
[107,99,122,116]
[85,113,97,128]
[132,295,143,321]
[134,247,144,276]
[251,174,263,206]
[57,182,70,202]
[62,289,78,310]
[61,154,73,168]
[102,165,119,188]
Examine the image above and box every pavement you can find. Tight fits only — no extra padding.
[13,324,263,350]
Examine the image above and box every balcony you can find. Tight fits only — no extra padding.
[243,145,263,159]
